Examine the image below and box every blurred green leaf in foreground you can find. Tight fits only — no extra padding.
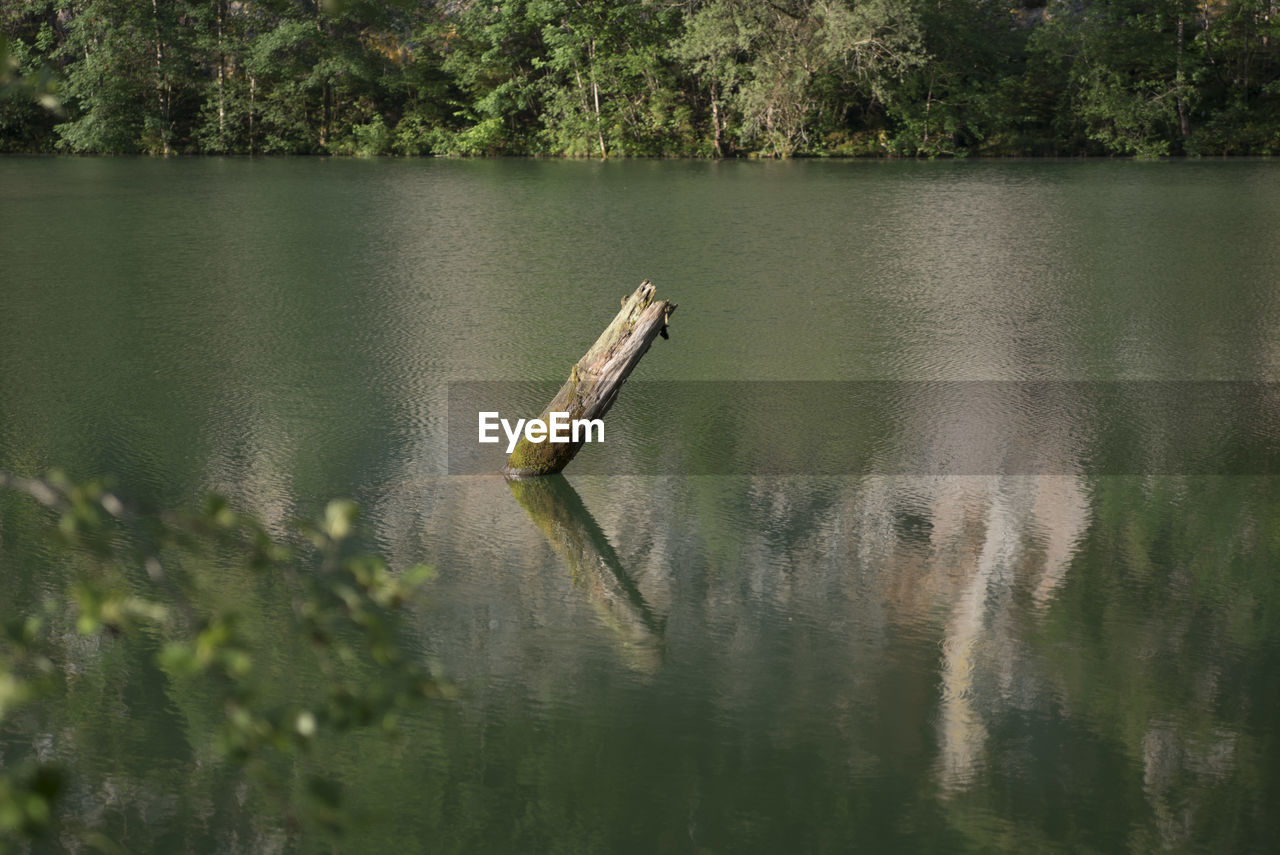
[0,470,447,851]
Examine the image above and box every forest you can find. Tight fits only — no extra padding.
[0,0,1274,158]
[1,0,1277,157]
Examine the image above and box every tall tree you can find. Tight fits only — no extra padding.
[1027,0,1201,157]
[533,0,688,156]
[880,0,1030,156]
[54,0,198,154]
[675,0,923,156]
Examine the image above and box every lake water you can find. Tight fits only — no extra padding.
[3,158,1280,852]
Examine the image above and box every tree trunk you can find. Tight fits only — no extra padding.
[152,0,170,156]
[248,75,256,154]
[1177,16,1190,139]
[320,79,330,148]
[216,0,225,139]
[504,280,677,478]
[589,38,606,158]
[710,81,723,157]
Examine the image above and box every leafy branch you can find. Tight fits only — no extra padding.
[0,470,447,848]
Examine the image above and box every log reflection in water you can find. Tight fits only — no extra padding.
[506,474,666,673]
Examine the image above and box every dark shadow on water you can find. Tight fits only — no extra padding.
[506,474,665,672]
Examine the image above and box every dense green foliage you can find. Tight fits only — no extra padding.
[0,472,443,849]
[2,0,1278,156]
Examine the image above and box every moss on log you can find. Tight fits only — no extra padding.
[503,279,676,478]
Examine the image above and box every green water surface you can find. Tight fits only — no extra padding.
[2,158,1280,853]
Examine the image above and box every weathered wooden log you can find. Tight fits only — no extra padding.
[503,279,676,478]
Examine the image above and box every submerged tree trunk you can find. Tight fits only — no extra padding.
[504,280,677,478]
